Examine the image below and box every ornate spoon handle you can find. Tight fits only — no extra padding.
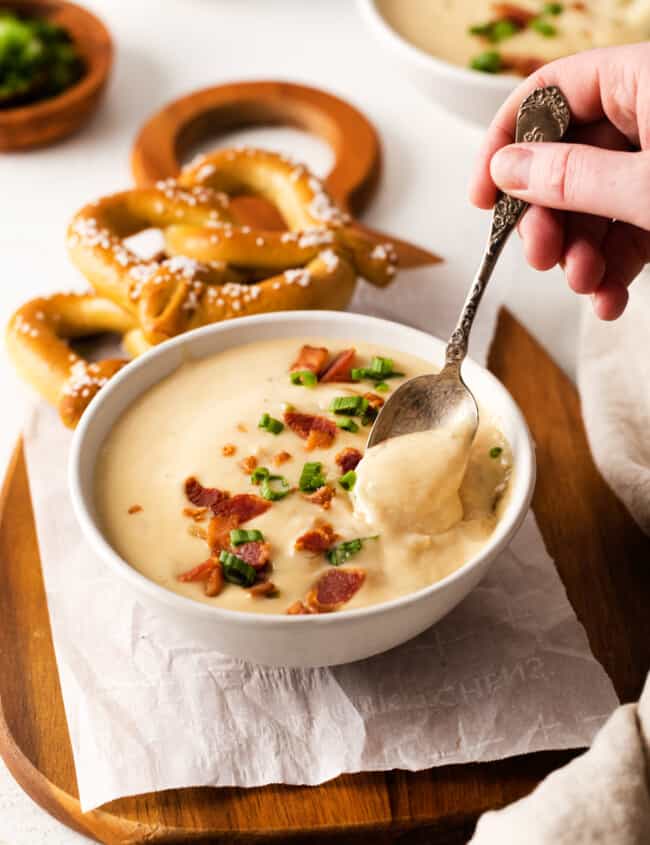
[445,85,571,368]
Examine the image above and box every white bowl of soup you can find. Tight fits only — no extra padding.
[69,311,535,667]
[359,0,650,126]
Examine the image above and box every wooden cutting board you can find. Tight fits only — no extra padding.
[1,309,649,844]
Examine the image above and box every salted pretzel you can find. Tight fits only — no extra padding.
[7,148,400,427]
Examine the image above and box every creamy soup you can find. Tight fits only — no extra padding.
[95,338,512,615]
[378,0,650,75]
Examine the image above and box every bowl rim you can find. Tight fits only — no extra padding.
[0,0,112,126]
[357,0,519,91]
[69,310,536,629]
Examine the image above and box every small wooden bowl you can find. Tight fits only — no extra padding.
[0,0,112,151]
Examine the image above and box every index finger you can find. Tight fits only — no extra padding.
[468,44,641,209]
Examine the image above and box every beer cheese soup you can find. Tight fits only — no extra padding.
[95,339,512,615]
[377,0,650,76]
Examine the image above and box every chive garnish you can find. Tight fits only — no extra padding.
[336,416,359,433]
[251,466,270,484]
[258,412,284,434]
[490,446,503,459]
[543,2,563,14]
[531,17,556,36]
[351,356,404,382]
[299,461,327,492]
[469,19,518,42]
[260,474,291,501]
[491,19,518,41]
[326,536,378,566]
[374,382,389,393]
[469,22,493,37]
[338,470,357,491]
[219,550,257,587]
[290,370,318,388]
[329,395,369,416]
[470,50,502,73]
[230,528,264,546]
[361,405,379,427]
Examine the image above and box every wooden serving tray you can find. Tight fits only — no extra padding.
[2,310,649,844]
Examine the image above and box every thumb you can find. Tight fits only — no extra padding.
[490,143,650,231]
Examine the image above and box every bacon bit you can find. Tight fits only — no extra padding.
[235,541,272,570]
[178,558,215,582]
[248,580,277,598]
[295,522,339,553]
[222,443,237,457]
[284,411,314,439]
[208,514,239,552]
[205,562,224,597]
[336,447,363,473]
[185,476,229,509]
[305,568,366,612]
[213,493,271,523]
[188,524,208,540]
[182,506,208,522]
[304,485,335,510]
[273,450,292,467]
[239,455,258,474]
[237,422,248,432]
[285,411,337,450]
[286,600,313,615]
[364,392,384,410]
[501,54,546,76]
[127,504,143,514]
[320,348,356,383]
[290,344,329,374]
[571,1,585,10]
[208,494,272,553]
[490,3,535,26]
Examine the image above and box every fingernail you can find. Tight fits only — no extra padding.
[490,147,532,191]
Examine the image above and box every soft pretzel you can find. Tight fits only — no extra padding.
[8,148,401,427]
[7,294,135,428]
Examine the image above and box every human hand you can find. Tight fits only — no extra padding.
[470,43,650,320]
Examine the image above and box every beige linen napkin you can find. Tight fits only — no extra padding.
[578,272,650,535]
[471,674,650,844]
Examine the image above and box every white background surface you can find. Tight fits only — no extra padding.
[0,1,581,841]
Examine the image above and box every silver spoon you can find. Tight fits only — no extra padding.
[368,85,571,448]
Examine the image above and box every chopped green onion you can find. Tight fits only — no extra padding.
[543,2,563,14]
[351,357,404,381]
[361,405,379,427]
[470,50,502,73]
[299,461,327,492]
[336,416,359,433]
[326,536,378,566]
[369,356,395,377]
[492,19,518,41]
[490,446,503,459]
[251,466,271,484]
[338,471,357,491]
[374,381,390,393]
[219,550,257,587]
[260,474,291,501]
[531,17,556,36]
[469,19,518,42]
[329,395,369,416]
[290,370,318,388]
[230,528,264,546]
[258,412,284,434]
[469,21,493,37]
